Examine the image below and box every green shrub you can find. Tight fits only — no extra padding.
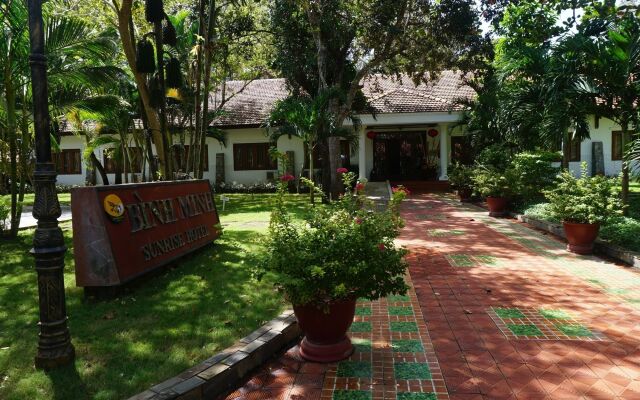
[472,166,514,198]
[544,163,622,225]
[510,152,560,205]
[256,171,409,309]
[600,217,640,252]
[448,163,474,190]
[476,144,512,171]
[523,203,559,223]
[0,200,9,233]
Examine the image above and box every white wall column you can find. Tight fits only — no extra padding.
[439,129,448,180]
[358,128,366,181]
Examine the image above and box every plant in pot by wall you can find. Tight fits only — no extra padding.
[472,166,513,217]
[544,163,622,254]
[256,169,409,362]
[448,163,474,202]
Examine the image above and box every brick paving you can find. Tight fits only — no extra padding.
[222,193,640,400]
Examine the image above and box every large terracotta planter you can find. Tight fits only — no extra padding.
[486,196,508,217]
[458,187,473,203]
[563,221,600,255]
[293,298,356,363]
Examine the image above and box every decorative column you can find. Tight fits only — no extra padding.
[358,128,366,181]
[439,128,449,181]
[27,0,75,369]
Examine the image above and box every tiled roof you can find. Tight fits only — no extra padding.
[211,72,474,127]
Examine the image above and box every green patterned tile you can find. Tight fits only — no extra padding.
[355,306,372,316]
[494,308,525,319]
[476,255,498,265]
[352,338,372,353]
[390,322,419,332]
[538,309,572,319]
[388,294,411,302]
[397,393,437,400]
[556,324,594,337]
[446,254,475,267]
[333,390,371,400]
[350,322,372,332]
[337,361,372,378]
[427,229,465,237]
[507,324,543,337]
[388,306,414,316]
[391,340,424,353]
[394,362,431,380]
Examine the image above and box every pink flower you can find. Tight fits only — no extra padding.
[378,243,385,251]
[336,167,348,174]
[392,186,411,195]
[280,174,295,182]
[355,183,365,191]
[355,217,363,225]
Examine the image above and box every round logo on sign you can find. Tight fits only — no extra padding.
[103,194,125,222]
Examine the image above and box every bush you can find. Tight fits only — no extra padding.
[476,144,513,171]
[448,163,474,190]
[0,200,9,233]
[523,203,558,223]
[544,163,622,225]
[256,171,409,309]
[215,181,278,194]
[472,166,514,198]
[600,217,640,252]
[510,151,560,206]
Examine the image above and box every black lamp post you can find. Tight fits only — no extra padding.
[27,0,75,369]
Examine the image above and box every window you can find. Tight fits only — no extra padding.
[104,148,144,174]
[612,131,623,161]
[233,143,276,171]
[303,141,350,168]
[173,145,208,172]
[52,149,81,175]
[568,136,581,162]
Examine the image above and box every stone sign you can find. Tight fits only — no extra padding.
[71,180,221,287]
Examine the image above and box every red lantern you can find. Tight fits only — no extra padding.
[366,131,377,140]
[428,129,439,138]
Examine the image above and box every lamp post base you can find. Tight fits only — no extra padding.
[35,343,75,370]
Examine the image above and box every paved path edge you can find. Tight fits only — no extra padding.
[126,310,302,400]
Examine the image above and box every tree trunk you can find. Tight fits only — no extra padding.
[192,0,206,178]
[198,0,217,179]
[114,0,168,180]
[561,128,570,170]
[153,18,173,180]
[90,153,109,185]
[5,66,19,238]
[309,143,315,205]
[621,122,630,214]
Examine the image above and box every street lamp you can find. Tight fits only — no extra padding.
[27,0,75,369]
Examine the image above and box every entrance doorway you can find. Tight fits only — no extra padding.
[370,132,440,181]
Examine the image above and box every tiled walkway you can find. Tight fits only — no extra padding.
[223,194,640,400]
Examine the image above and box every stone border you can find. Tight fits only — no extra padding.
[511,212,640,269]
[127,310,301,400]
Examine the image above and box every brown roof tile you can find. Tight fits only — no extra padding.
[211,72,474,127]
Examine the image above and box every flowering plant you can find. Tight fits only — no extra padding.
[256,170,409,309]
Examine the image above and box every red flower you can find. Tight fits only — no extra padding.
[336,167,348,174]
[355,183,365,191]
[280,174,295,182]
[355,217,363,225]
[392,186,411,195]
[378,243,385,251]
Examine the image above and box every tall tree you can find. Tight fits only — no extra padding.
[271,0,481,197]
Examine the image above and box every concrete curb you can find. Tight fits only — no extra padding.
[510,212,640,269]
[127,310,301,400]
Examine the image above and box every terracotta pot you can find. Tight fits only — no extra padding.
[458,187,473,202]
[563,221,600,255]
[486,196,508,217]
[293,298,356,363]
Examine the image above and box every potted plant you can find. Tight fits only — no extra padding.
[448,163,474,202]
[544,163,622,254]
[257,169,409,362]
[472,166,513,217]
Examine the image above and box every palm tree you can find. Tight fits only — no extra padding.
[266,88,359,204]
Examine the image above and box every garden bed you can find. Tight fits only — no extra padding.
[0,193,312,400]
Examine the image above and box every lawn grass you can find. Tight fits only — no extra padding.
[0,193,314,400]
[0,192,71,207]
